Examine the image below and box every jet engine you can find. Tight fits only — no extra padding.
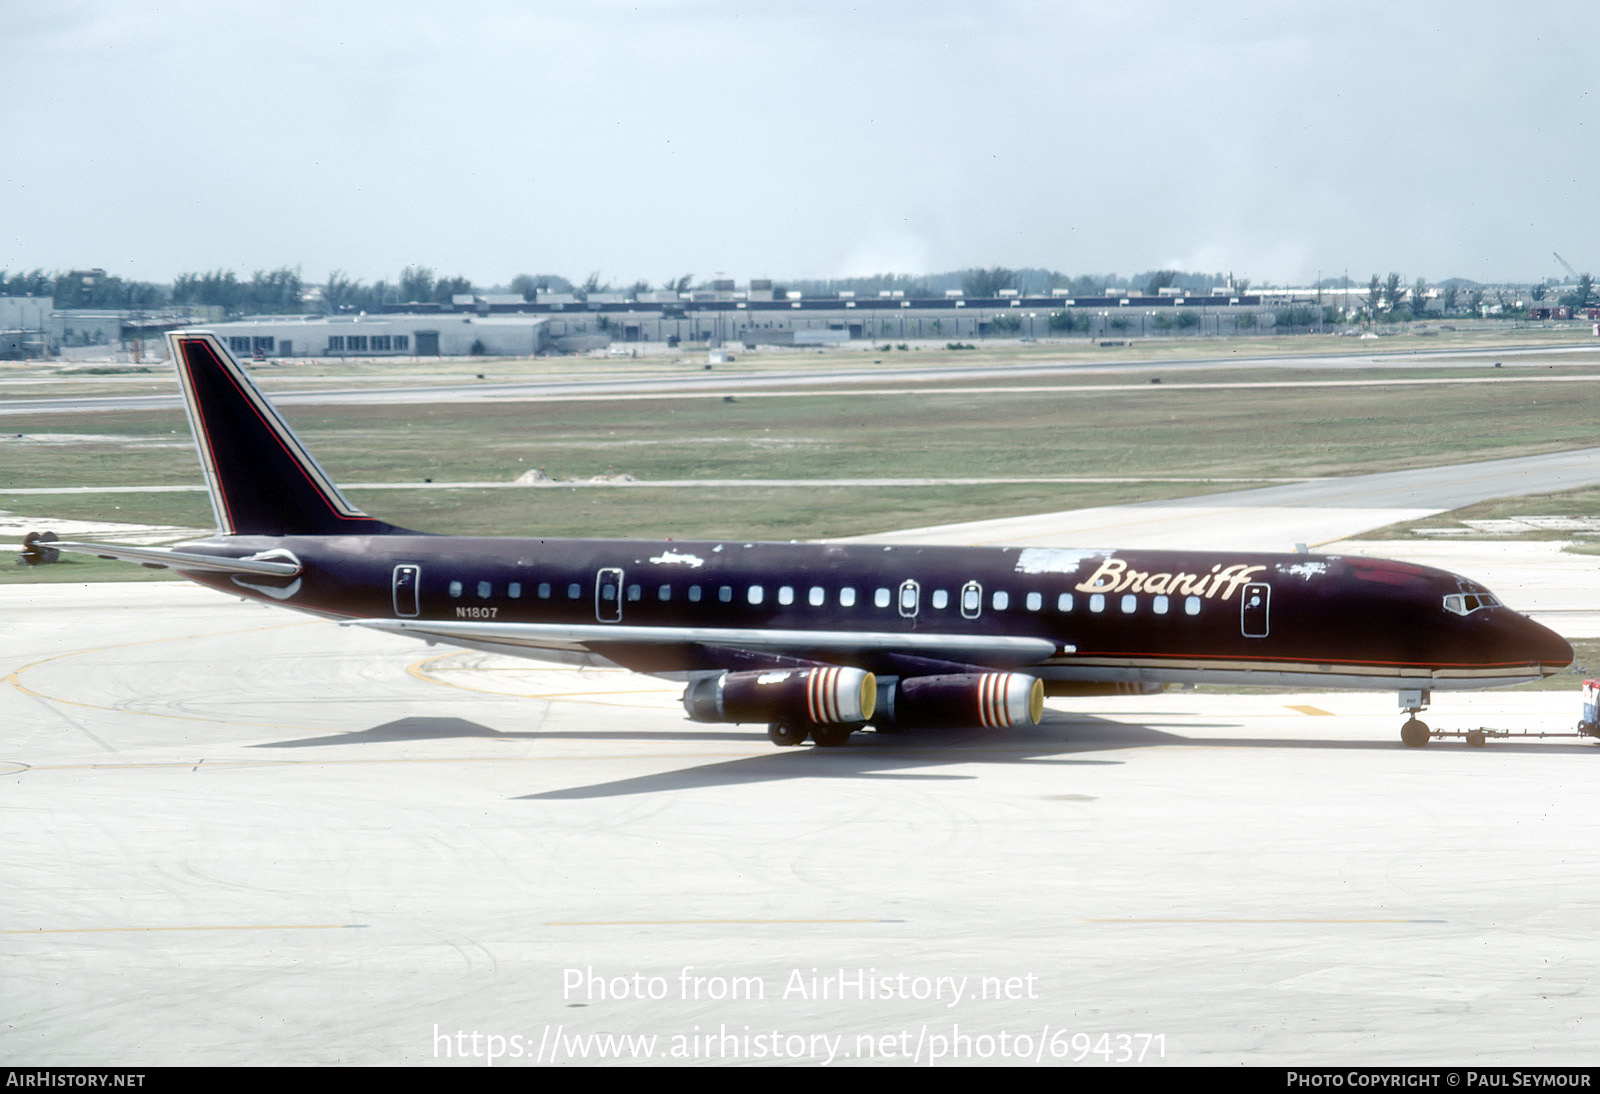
[873,672,1044,731]
[682,666,876,725]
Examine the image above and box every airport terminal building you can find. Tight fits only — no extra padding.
[198,288,1277,358]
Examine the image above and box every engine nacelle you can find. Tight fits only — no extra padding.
[874,672,1044,730]
[683,667,876,725]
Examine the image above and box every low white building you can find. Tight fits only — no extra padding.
[203,313,550,358]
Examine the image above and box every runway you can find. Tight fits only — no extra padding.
[4,340,1596,416]
[5,573,1600,1065]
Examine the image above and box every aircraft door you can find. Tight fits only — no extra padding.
[393,564,420,618]
[596,567,624,623]
[898,579,920,618]
[1241,582,1270,638]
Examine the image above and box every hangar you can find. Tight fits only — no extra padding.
[200,313,553,358]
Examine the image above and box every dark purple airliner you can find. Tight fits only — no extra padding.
[54,332,1572,749]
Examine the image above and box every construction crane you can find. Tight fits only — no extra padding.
[1554,252,1581,280]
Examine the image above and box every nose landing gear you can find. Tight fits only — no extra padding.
[1401,717,1431,748]
[1396,684,1598,747]
[1398,689,1432,748]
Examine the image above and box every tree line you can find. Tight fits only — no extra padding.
[2,264,1592,318]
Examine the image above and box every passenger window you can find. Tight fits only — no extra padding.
[1121,594,1136,614]
[1057,593,1073,612]
[508,582,522,599]
[719,586,733,603]
[688,585,702,602]
[1090,594,1105,613]
[538,582,551,599]
[1184,596,1200,615]
[992,590,1009,611]
[809,586,825,606]
[932,589,948,610]
[1153,595,1169,615]
[568,583,581,599]
[658,584,671,601]
[478,581,492,599]
[627,584,641,602]
[600,582,616,602]
[779,586,794,605]
[748,586,764,605]
[875,588,891,608]
[449,581,463,598]
[840,587,857,607]
[1026,592,1042,611]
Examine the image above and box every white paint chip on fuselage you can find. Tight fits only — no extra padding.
[649,550,705,568]
[1014,548,1102,575]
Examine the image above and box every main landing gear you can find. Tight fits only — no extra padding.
[767,722,808,747]
[767,722,857,748]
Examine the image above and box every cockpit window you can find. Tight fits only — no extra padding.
[1443,592,1500,616]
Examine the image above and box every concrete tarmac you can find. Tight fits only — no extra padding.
[854,446,1600,553]
[4,575,1599,1066]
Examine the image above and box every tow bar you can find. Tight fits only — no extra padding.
[1419,680,1600,748]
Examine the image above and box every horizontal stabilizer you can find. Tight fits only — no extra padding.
[53,541,302,576]
[352,617,1057,663]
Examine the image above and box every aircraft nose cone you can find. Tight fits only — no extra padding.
[1513,614,1573,675]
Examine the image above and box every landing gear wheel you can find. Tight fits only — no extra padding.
[1401,718,1431,748]
[1465,729,1487,749]
[810,724,855,748]
[768,722,809,747]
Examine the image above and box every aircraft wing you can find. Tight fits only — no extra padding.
[351,617,1057,667]
[51,541,303,576]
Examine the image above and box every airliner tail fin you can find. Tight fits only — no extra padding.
[167,331,397,537]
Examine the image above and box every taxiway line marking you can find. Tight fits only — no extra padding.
[407,653,677,708]
[1081,918,1443,924]
[546,919,904,926]
[1286,705,1335,716]
[4,924,367,935]
[3,620,342,734]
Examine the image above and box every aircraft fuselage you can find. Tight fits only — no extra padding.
[184,534,1572,693]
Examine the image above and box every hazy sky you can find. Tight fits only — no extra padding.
[2,1,1594,287]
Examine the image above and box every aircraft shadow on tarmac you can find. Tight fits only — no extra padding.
[510,715,1232,800]
[515,712,1600,799]
[246,713,1599,798]
[250,716,778,748]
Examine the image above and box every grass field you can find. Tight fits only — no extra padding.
[0,553,186,584]
[7,367,1600,510]
[4,330,1600,563]
[1357,484,1600,542]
